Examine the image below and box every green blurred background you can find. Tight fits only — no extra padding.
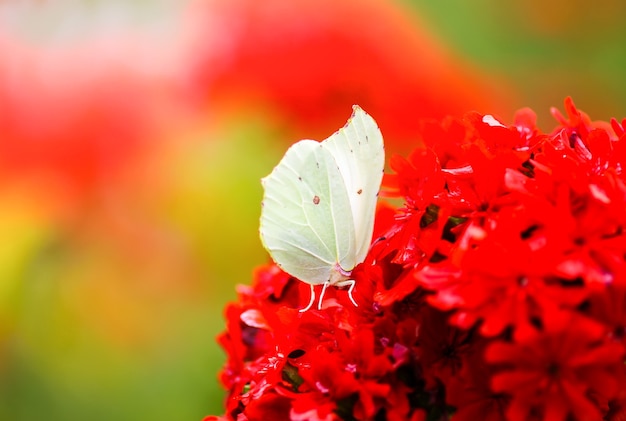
[0,0,624,420]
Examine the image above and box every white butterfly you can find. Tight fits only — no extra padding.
[260,106,385,311]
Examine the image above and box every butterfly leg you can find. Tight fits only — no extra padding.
[299,284,316,313]
[336,279,358,307]
[317,281,331,310]
[345,280,359,307]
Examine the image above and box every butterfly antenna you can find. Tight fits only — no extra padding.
[299,284,316,313]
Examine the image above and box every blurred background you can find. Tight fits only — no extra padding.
[0,0,624,419]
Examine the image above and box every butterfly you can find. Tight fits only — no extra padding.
[260,105,384,312]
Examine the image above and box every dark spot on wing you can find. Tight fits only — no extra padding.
[313,195,320,205]
[298,176,302,181]
[316,162,320,169]
[357,189,362,195]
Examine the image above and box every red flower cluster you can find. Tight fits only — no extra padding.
[207,98,626,421]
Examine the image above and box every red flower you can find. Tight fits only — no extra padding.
[606,389,626,421]
[587,282,626,347]
[208,98,626,421]
[486,311,625,421]
[243,393,292,421]
[415,306,474,387]
[446,338,509,421]
[416,206,589,336]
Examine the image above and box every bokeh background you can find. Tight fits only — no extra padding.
[0,0,625,419]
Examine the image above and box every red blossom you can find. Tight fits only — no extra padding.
[415,306,474,387]
[445,338,509,421]
[207,98,626,421]
[606,389,626,421]
[485,311,625,421]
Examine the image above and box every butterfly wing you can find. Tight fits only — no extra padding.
[322,106,385,264]
[260,139,356,285]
